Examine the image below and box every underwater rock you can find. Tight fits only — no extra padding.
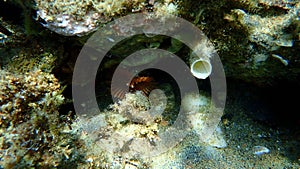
[182,92,210,113]
[258,0,298,10]
[76,91,165,158]
[74,90,226,167]
[253,145,270,155]
[182,92,227,148]
[35,0,179,36]
[212,0,300,85]
[206,126,227,148]
[0,53,82,168]
[229,7,298,51]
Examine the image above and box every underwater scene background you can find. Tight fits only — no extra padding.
[0,0,299,168]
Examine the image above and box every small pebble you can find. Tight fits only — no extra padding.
[253,146,270,155]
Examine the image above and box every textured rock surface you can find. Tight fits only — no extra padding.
[35,0,178,36]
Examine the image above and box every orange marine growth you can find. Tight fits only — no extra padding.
[112,76,156,99]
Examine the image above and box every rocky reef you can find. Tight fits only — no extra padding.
[2,0,299,84]
[182,0,299,85]
[0,0,299,168]
[0,52,83,168]
[35,0,178,36]
[73,89,226,168]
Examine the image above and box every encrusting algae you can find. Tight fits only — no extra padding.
[0,53,83,168]
[35,0,179,36]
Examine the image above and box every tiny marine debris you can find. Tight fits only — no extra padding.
[0,21,13,44]
[253,146,270,155]
[0,23,12,36]
[271,54,289,66]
